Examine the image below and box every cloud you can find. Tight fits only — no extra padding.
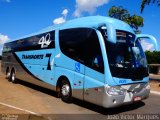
[53,17,66,25]
[74,0,109,17]
[0,33,10,45]
[53,9,68,25]
[141,40,155,51]
[0,33,10,55]
[62,9,68,17]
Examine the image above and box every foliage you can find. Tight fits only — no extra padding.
[145,51,160,73]
[141,0,160,13]
[126,14,144,34]
[108,6,144,33]
[145,51,160,64]
[108,6,130,20]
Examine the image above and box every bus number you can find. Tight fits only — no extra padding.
[38,33,52,48]
[46,53,52,70]
[119,80,126,84]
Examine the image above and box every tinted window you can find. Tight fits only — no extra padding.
[5,31,55,52]
[59,28,104,73]
[100,29,148,80]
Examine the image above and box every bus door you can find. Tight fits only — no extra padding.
[83,29,105,105]
[73,63,85,100]
[59,28,105,102]
[58,28,86,100]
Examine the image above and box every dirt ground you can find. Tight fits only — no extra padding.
[149,73,160,92]
[150,80,160,92]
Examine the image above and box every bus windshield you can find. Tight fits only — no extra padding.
[100,29,148,80]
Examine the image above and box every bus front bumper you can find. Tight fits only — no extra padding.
[102,83,150,108]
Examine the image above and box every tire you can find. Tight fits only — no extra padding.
[60,79,72,103]
[10,70,17,83]
[6,69,10,79]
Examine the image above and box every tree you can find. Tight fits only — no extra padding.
[145,51,160,73]
[141,0,160,13]
[108,6,144,33]
[108,6,130,20]
[145,51,160,64]
[126,14,144,34]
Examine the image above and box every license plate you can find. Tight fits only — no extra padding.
[134,96,142,101]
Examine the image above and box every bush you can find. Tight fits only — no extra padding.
[145,51,160,64]
[149,66,159,74]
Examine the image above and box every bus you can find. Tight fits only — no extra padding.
[1,16,158,108]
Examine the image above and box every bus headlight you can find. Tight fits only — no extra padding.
[107,86,126,96]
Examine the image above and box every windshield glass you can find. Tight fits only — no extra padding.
[100,29,148,80]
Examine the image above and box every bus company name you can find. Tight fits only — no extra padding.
[22,54,44,59]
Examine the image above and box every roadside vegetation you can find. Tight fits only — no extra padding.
[145,51,160,73]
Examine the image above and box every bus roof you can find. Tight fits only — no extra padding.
[12,16,134,41]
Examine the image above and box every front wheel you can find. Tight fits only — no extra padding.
[60,79,72,103]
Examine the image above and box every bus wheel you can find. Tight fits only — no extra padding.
[60,79,72,103]
[10,70,17,83]
[6,68,10,79]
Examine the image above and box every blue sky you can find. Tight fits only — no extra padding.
[0,0,160,54]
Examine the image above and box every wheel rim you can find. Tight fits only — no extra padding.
[11,73,15,82]
[61,84,70,96]
[6,72,10,78]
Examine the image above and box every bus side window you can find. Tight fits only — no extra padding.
[84,30,104,73]
[59,28,104,73]
[59,28,90,63]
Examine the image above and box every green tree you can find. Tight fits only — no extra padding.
[145,51,160,73]
[126,14,144,34]
[141,0,160,13]
[145,51,160,64]
[108,6,130,20]
[108,6,144,33]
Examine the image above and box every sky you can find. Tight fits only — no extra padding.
[0,0,160,54]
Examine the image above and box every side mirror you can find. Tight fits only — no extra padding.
[97,23,116,44]
[136,34,159,51]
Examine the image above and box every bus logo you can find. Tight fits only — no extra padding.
[75,63,80,72]
[38,33,52,48]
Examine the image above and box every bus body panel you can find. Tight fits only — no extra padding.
[2,51,57,91]
[111,76,149,86]
[15,49,56,86]
[73,71,85,100]
[84,74,105,106]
